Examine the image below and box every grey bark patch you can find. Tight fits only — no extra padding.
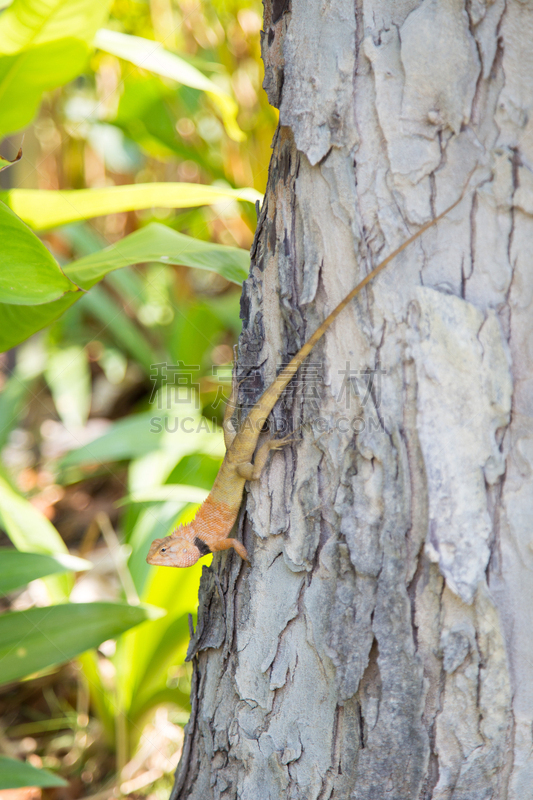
[400,0,480,136]
[407,288,512,603]
[279,0,358,164]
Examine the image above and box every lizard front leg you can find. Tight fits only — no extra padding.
[210,537,249,561]
[236,434,296,481]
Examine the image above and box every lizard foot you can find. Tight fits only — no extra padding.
[211,537,249,562]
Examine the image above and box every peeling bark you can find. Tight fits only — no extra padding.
[171,1,533,797]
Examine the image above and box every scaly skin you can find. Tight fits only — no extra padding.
[146,192,466,568]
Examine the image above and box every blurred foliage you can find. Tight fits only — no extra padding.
[0,0,274,794]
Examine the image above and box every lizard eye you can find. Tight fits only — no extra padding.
[160,547,167,553]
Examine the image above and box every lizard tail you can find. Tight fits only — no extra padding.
[243,188,468,434]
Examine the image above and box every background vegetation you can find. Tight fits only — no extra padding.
[0,0,274,796]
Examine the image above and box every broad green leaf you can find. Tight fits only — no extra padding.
[0,601,164,687]
[0,0,111,53]
[0,474,71,599]
[0,143,21,171]
[0,475,67,555]
[0,182,262,230]
[94,29,244,142]
[0,293,77,353]
[0,40,88,136]
[0,755,67,789]
[67,223,249,286]
[0,549,91,596]
[45,345,91,428]
[0,202,78,304]
[0,222,248,352]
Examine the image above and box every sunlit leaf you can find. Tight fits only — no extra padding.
[94,29,244,142]
[0,40,88,136]
[0,549,91,596]
[0,201,78,304]
[0,474,72,599]
[0,755,67,789]
[0,474,68,555]
[68,222,249,286]
[0,182,262,230]
[0,601,164,687]
[0,0,111,53]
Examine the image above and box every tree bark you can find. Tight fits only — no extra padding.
[172,1,533,797]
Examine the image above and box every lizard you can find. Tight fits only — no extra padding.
[146,191,465,569]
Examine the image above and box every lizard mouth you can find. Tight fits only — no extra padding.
[146,537,165,563]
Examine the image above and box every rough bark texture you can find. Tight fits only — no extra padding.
[172,1,533,797]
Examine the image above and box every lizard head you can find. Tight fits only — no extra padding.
[146,528,201,568]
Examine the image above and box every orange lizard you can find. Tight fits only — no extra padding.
[146,193,465,568]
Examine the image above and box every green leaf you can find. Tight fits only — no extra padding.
[94,29,244,142]
[0,40,89,136]
[0,293,77,353]
[0,549,91,596]
[0,143,21,172]
[0,0,111,53]
[0,201,78,304]
[67,223,249,286]
[0,182,262,230]
[0,222,248,353]
[0,474,68,555]
[0,755,67,789]
[0,601,164,687]
[0,475,71,599]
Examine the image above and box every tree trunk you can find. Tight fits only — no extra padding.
[171,1,533,797]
